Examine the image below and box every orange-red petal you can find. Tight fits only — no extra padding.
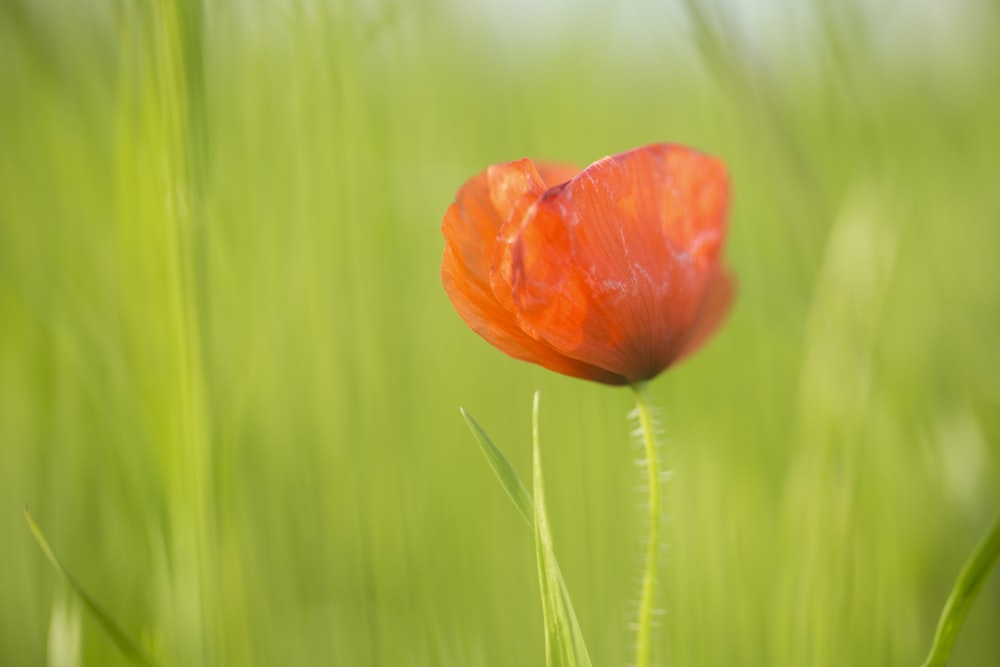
[441,162,628,385]
[675,263,736,362]
[498,144,730,382]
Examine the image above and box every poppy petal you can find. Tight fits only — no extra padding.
[441,167,628,385]
[535,163,580,190]
[488,160,572,316]
[675,264,735,362]
[486,160,549,313]
[503,144,730,382]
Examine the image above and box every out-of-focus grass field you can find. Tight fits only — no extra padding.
[2,0,999,665]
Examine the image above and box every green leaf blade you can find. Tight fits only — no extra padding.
[531,391,592,667]
[24,506,158,667]
[532,400,576,667]
[460,407,533,525]
[460,396,592,667]
[921,511,1000,667]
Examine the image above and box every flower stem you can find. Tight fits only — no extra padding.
[632,382,660,667]
[921,511,1000,667]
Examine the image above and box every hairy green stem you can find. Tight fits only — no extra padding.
[921,511,1000,667]
[633,382,660,667]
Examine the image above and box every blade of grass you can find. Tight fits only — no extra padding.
[460,394,591,667]
[460,407,533,525]
[531,392,577,667]
[24,506,158,667]
[921,511,1000,667]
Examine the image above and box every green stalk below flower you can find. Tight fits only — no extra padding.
[632,382,660,667]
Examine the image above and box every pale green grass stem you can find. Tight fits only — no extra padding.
[632,382,660,667]
[921,512,1000,667]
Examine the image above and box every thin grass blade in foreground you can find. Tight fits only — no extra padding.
[460,408,533,524]
[24,506,157,667]
[532,391,591,667]
[460,395,591,667]
[921,511,1000,667]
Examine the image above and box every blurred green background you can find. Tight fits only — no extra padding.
[2,0,999,665]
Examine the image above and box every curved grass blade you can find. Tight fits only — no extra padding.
[459,394,592,667]
[24,506,157,667]
[460,408,532,525]
[531,391,592,667]
[921,511,1000,667]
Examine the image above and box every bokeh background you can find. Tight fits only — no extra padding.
[2,0,999,665]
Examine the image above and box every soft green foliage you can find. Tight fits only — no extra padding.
[2,0,999,665]
[24,507,156,666]
[531,392,593,667]
[462,397,591,666]
[460,408,534,525]
[922,513,1000,667]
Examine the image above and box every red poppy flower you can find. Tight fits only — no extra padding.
[441,143,734,386]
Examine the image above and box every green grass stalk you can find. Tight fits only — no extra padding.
[24,507,156,666]
[921,512,1000,667]
[632,382,660,667]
